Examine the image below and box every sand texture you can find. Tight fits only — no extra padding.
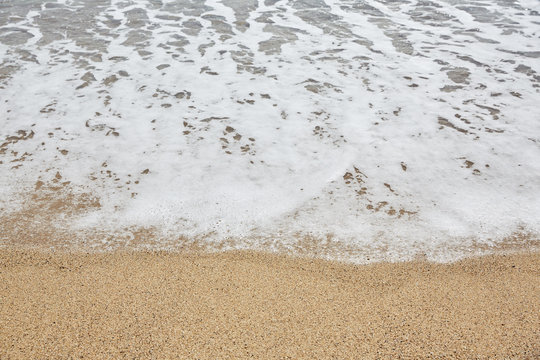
[0,250,539,359]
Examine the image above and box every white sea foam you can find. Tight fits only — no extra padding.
[0,0,539,262]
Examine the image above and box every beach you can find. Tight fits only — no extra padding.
[1,249,538,359]
[1,0,540,357]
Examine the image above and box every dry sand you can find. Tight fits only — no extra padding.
[0,249,539,359]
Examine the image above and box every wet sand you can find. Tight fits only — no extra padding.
[1,249,538,359]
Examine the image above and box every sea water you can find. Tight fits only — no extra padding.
[0,0,539,262]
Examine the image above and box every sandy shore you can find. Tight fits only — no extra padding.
[0,250,538,359]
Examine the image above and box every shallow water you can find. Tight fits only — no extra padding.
[0,0,539,262]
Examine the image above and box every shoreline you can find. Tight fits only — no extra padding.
[1,248,539,359]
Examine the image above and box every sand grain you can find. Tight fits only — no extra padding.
[0,250,539,359]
